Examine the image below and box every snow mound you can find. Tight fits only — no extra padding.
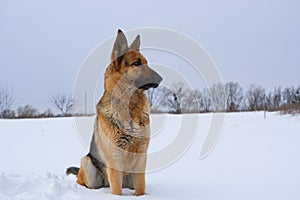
[0,173,141,200]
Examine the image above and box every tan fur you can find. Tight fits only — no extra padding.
[73,30,162,196]
[77,167,88,186]
[77,157,103,189]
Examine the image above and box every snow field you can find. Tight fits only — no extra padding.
[0,112,299,200]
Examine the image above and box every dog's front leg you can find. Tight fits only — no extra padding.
[107,167,122,195]
[134,173,145,196]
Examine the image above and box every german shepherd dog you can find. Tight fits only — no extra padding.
[67,30,162,196]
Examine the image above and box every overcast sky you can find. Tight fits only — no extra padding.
[0,0,299,111]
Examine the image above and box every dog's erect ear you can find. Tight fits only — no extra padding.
[129,35,140,51]
[111,29,128,61]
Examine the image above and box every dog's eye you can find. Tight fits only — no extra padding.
[132,59,142,66]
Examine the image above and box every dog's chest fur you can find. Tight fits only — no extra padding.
[96,90,150,153]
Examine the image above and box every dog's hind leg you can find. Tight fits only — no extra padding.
[77,156,106,189]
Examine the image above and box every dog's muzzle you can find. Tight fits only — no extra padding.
[136,71,163,90]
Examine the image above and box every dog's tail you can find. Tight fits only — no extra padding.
[66,167,79,176]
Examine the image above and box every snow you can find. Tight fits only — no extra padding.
[0,112,300,200]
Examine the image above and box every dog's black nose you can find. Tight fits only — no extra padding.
[154,73,163,85]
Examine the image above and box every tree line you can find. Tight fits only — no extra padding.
[146,82,300,115]
[1,82,300,119]
[0,89,75,118]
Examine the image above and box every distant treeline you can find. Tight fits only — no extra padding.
[146,82,300,115]
[1,82,300,119]
[0,91,78,119]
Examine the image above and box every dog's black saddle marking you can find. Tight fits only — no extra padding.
[87,153,106,177]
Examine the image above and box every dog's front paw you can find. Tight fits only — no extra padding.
[135,189,145,196]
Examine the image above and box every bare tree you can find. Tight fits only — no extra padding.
[0,87,14,118]
[194,88,211,112]
[265,91,273,111]
[292,86,300,104]
[1,109,15,118]
[170,83,188,114]
[282,86,295,105]
[272,86,282,110]
[210,83,226,112]
[225,82,243,112]
[39,108,54,118]
[145,86,166,112]
[245,84,266,111]
[159,86,177,113]
[181,89,198,113]
[50,94,74,116]
[158,86,175,113]
[280,85,300,115]
[157,83,187,114]
[17,105,38,118]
